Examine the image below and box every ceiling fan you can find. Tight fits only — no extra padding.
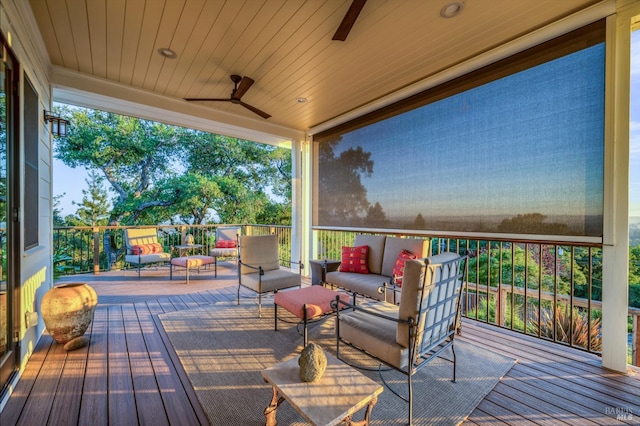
[184,74,271,119]
[333,0,367,41]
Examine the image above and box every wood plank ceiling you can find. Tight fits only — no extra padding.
[28,0,603,133]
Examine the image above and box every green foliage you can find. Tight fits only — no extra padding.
[72,170,110,226]
[54,106,292,226]
[530,304,602,351]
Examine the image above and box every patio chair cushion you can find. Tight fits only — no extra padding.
[239,234,280,274]
[339,245,369,273]
[170,255,215,268]
[397,252,462,348]
[337,301,408,368]
[240,268,301,293]
[125,252,171,265]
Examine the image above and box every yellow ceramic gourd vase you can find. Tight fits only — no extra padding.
[41,283,98,345]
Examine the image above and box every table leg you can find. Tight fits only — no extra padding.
[264,386,285,426]
[343,395,378,426]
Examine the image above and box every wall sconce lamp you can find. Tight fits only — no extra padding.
[43,110,70,137]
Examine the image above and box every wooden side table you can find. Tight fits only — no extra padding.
[261,353,383,426]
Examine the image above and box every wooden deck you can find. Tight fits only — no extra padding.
[1,263,639,425]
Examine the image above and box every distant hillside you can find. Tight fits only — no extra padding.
[631,219,640,246]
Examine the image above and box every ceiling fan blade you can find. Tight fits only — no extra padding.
[234,76,255,99]
[184,98,231,102]
[332,0,367,41]
[240,101,271,119]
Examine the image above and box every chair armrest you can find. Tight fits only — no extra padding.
[238,260,265,275]
[331,298,413,326]
[322,259,341,273]
[377,281,401,296]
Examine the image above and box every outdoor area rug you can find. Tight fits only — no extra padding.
[158,301,516,425]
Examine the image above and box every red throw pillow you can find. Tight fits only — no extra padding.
[131,243,163,255]
[215,240,237,248]
[392,249,418,287]
[339,245,369,274]
[149,243,163,253]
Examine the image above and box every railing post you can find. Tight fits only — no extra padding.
[93,226,100,275]
[634,314,638,367]
[499,287,507,327]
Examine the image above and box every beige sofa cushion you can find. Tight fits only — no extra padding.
[353,234,386,275]
[380,237,430,277]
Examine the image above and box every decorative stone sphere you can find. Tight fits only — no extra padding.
[298,343,327,382]
[41,283,98,346]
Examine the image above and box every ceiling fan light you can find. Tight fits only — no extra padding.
[157,47,177,59]
[440,1,464,18]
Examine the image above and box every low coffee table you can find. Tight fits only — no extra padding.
[274,286,351,346]
[261,353,383,426]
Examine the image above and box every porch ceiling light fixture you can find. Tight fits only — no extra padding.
[440,1,464,18]
[157,47,177,59]
[43,110,70,137]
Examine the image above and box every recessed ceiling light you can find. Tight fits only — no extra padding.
[296,97,308,104]
[440,1,464,18]
[157,48,177,59]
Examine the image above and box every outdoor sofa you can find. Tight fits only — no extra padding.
[317,235,430,302]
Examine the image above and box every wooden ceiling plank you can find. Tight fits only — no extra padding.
[130,1,166,87]
[28,0,64,66]
[118,0,146,85]
[105,0,126,81]
[165,1,249,98]
[86,0,107,79]
[141,0,186,91]
[65,0,92,74]
[44,0,79,70]
[172,0,286,100]
[173,0,252,98]
[151,0,209,93]
[254,0,398,113]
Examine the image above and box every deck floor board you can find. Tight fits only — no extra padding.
[1,265,637,425]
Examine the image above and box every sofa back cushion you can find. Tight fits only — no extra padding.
[381,237,430,277]
[353,235,386,275]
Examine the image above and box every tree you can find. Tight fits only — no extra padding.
[317,139,373,227]
[55,106,291,226]
[55,106,294,268]
[72,170,110,226]
[366,202,390,228]
[53,194,66,226]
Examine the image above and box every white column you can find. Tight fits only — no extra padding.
[291,139,303,271]
[601,3,638,372]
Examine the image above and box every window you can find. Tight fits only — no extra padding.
[314,21,605,241]
[24,76,38,250]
